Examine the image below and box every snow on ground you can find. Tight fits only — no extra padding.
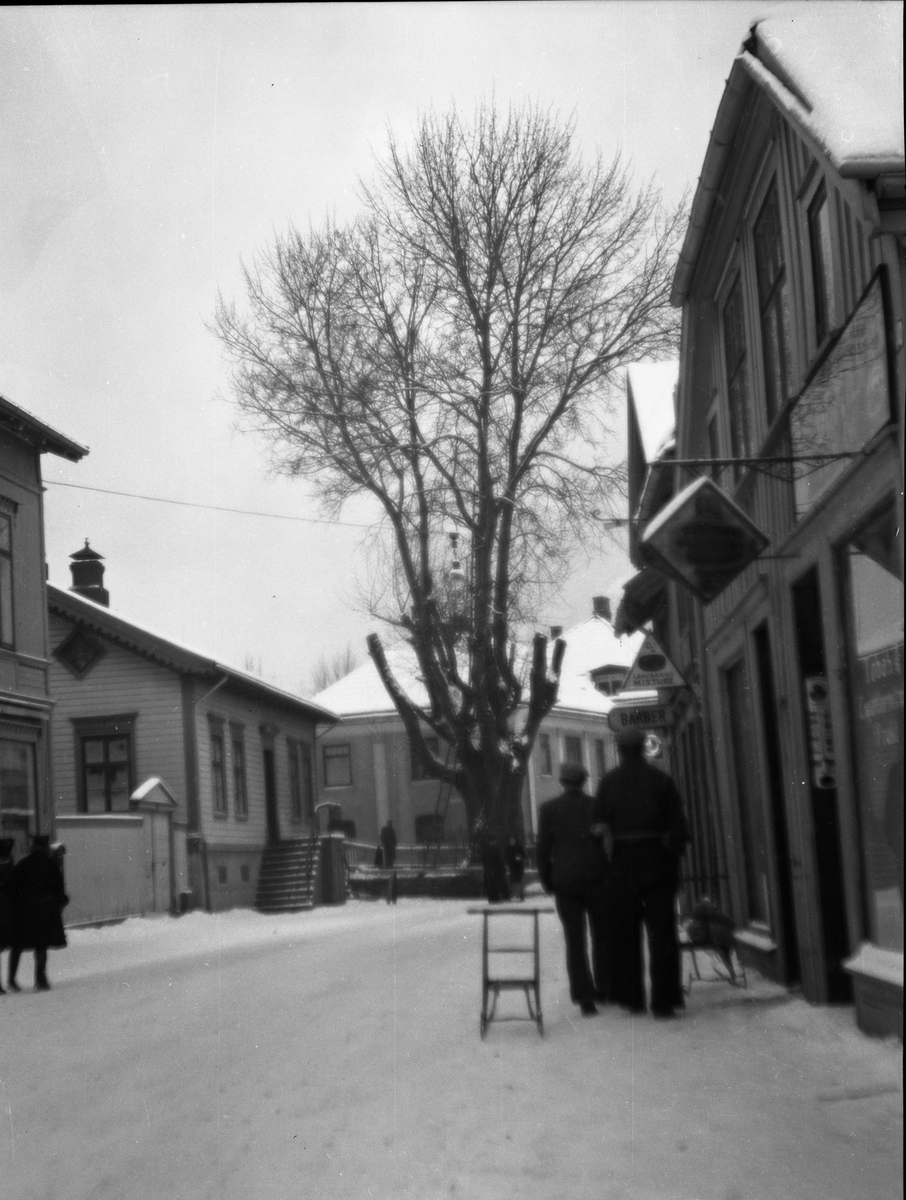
[2,900,902,1200]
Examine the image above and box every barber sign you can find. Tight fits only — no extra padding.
[607,703,674,732]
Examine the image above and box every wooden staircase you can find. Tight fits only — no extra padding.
[254,839,319,913]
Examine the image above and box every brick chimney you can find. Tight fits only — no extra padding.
[592,595,611,622]
[69,540,109,607]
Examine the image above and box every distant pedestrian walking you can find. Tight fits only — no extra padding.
[536,763,611,1015]
[379,820,397,870]
[0,837,16,995]
[7,834,69,992]
[504,836,527,901]
[594,727,689,1018]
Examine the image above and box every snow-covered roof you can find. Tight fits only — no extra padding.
[627,362,677,464]
[48,584,338,725]
[673,1,904,305]
[313,617,644,721]
[0,391,88,462]
[749,3,903,178]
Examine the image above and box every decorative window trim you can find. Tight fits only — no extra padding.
[208,715,228,819]
[71,713,137,814]
[0,495,19,515]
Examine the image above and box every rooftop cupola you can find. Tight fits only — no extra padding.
[69,540,109,607]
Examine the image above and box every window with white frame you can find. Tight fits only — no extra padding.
[806,181,837,347]
[722,273,754,468]
[323,743,352,788]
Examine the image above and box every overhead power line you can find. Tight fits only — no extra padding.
[45,480,372,529]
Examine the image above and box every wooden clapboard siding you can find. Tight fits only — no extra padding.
[1,447,51,667]
[192,682,317,846]
[48,610,188,817]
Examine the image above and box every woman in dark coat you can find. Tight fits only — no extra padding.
[0,836,16,995]
[8,834,68,992]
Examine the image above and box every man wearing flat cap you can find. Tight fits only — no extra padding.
[594,726,689,1018]
[536,761,611,1015]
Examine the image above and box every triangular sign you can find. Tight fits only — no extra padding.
[622,633,687,692]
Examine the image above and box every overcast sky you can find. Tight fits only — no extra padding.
[0,2,842,694]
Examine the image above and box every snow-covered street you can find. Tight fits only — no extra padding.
[2,900,901,1200]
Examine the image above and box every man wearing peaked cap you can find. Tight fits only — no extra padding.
[536,761,611,1016]
[595,722,689,1018]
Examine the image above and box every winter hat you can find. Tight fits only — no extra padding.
[559,762,588,785]
[615,726,645,752]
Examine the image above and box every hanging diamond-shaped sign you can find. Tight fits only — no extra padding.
[640,476,769,603]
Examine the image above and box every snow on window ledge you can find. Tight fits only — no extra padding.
[844,943,904,989]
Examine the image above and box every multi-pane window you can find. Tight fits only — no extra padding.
[722,275,754,465]
[563,736,583,767]
[300,746,314,821]
[82,734,132,813]
[753,182,791,423]
[807,183,835,344]
[538,733,552,776]
[231,727,248,818]
[323,743,352,788]
[210,725,227,816]
[411,736,440,781]
[0,738,37,816]
[0,513,13,646]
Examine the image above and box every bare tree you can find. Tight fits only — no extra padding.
[306,644,361,697]
[214,102,683,839]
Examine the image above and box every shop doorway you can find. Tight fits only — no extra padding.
[792,569,852,1001]
[753,623,800,983]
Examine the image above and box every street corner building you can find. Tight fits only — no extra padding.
[0,393,87,856]
[46,546,339,921]
[617,4,904,1038]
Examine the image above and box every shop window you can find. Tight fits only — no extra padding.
[0,738,37,818]
[752,181,791,423]
[841,507,904,953]
[538,734,552,777]
[323,743,352,788]
[411,736,440,781]
[231,726,248,819]
[209,721,227,817]
[722,658,770,924]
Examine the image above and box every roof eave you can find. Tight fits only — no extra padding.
[0,395,88,462]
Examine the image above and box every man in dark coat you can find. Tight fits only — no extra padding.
[379,820,397,870]
[536,762,611,1015]
[594,727,689,1018]
[8,834,68,992]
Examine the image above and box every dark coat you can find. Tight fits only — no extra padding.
[0,857,14,949]
[594,757,689,858]
[536,790,608,897]
[9,850,68,950]
[504,840,526,882]
[379,823,397,868]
